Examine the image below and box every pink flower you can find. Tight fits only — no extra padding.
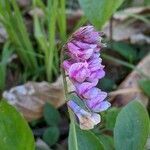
[87,69,105,82]
[68,62,90,82]
[86,100,111,113]
[67,100,101,130]
[74,80,98,96]
[67,42,94,60]
[73,26,102,44]
[62,25,111,129]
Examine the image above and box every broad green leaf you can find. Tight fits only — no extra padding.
[139,79,150,97]
[111,42,137,62]
[98,135,114,150]
[69,122,104,150]
[43,126,59,146]
[0,100,35,150]
[43,103,61,126]
[98,78,116,91]
[105,107,120,130]
[114,101,149,150]
[78,0,124,28]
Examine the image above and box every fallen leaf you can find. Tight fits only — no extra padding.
[104,7,150,43]
[2,76,67,121]
[110,54,150,107]
[114,7,150,21]
[130,33,150,44]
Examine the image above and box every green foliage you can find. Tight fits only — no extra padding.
[43,126,60,146]
[69,122,104,150]
[43,103,61,126]
[139,79,150,97]
[98,135,114,150]
[98,78,116,91]
[114,101,149,150]
[0,42,13,91]
[0,0,37,70]
[0,0,67,82]
[105,107,120,130]
[33,0,67,81]
[144,0,150,5]
[0,100,35,150]
[111,42,137,62]
[78,0,125,29]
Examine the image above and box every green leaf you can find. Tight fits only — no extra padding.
[78,0,124,28]
[105,107,120,130]
[114,101,149,150]
[139,79,150,97]
[0,100,35,150]
[43,103,61,126]
[111,42,137,62]
[98,78,116,91]
[69,122,104,150]
[98,135,114,150]
[43,126,59,146]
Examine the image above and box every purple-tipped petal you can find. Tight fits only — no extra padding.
[67,100,101,130]
[86,91,107,109]
[63,60,73,71]
[87,69,105,81]
[74,80,98,96]
[90,101,111,112]
[73,26,102,44]
[72,40,97,50]
[68,62,89,82]
[81,87,101,99]
[67,42,95,60]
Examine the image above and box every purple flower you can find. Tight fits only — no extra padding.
[67,100,101,130]
[72,26,102,44]
[68,62,90,82]
[87,69,105,82]
[67,42,95,60]
[85,92,111,112]
[62,25,111,129]
[74,80,98,95]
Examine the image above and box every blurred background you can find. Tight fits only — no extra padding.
[0,0,149,149]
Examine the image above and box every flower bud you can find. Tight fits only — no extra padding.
[67,100,101,130]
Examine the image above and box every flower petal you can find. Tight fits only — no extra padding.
[68,62,89,82]
[74,80,98,96]
[67,100,101,130]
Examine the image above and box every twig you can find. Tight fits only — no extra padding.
[108,87,141,96]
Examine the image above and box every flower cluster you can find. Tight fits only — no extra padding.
[63,25,111,129]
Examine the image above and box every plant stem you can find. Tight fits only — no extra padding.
[60,45,74,122]
[108,87,141,97]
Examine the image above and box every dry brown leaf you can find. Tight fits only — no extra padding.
[114,7,150,21]
[110,54,150,107]
[2,76,68,121]
[104,7,150,43]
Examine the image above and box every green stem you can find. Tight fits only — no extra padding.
[102,53,150,79]
[60,45,74,122]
